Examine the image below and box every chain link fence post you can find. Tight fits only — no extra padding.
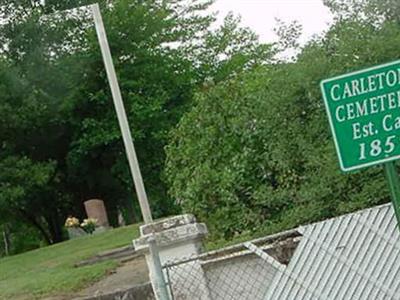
[148,234,171,300]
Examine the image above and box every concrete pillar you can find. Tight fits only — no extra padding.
[84,199,110,228]
[134,214,210,300]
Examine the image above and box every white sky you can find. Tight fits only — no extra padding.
[211,0,333,45]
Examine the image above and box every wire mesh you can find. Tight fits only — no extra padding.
[162,249,278,300]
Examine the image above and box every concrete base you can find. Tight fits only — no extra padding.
[133,214,208,299]
[67,227,87,239]
[134,215,207,263]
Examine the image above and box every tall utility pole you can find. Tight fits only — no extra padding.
[91,4,170,299]
[91,3,153,224]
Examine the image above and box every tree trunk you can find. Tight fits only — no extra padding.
[18,209,53,244]
[2,224,10,256]
[45,213,64,243]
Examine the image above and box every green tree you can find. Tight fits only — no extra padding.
[0,0,271,247]
[165,5,400,239]
[64,0,272,222]
[0,156,59,244]
[323,0,400,23]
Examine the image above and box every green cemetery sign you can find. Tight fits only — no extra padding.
[321,60,400,172]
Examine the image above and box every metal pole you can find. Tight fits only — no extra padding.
[91,6,170,299]
[148,235,171,300]
[91,3,153,224]
[383,162,400,230]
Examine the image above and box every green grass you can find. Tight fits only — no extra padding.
[0,220,294,300]
[0,224,140,300]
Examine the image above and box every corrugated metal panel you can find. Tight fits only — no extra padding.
[264,203,400,300]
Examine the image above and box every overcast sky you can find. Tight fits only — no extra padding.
[211,0,333,45]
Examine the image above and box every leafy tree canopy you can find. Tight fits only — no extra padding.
[166,0,400,239]
[0,0,271,249]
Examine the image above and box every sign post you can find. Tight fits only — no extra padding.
[383,162,400,228]
[320,60,400,228]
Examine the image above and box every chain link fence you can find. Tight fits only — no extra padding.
[162,231,300,300]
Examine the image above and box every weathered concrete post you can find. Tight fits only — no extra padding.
[134,215,210,299]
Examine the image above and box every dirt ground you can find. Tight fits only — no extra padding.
[78,256,149,298]
[44,255,149,300]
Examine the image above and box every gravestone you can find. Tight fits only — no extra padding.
[84,199,110,229]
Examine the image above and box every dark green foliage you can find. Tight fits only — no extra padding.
[3,0,398,251]
[0,222,44,256]
[0,0,269,250]
[166,7,400,239]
